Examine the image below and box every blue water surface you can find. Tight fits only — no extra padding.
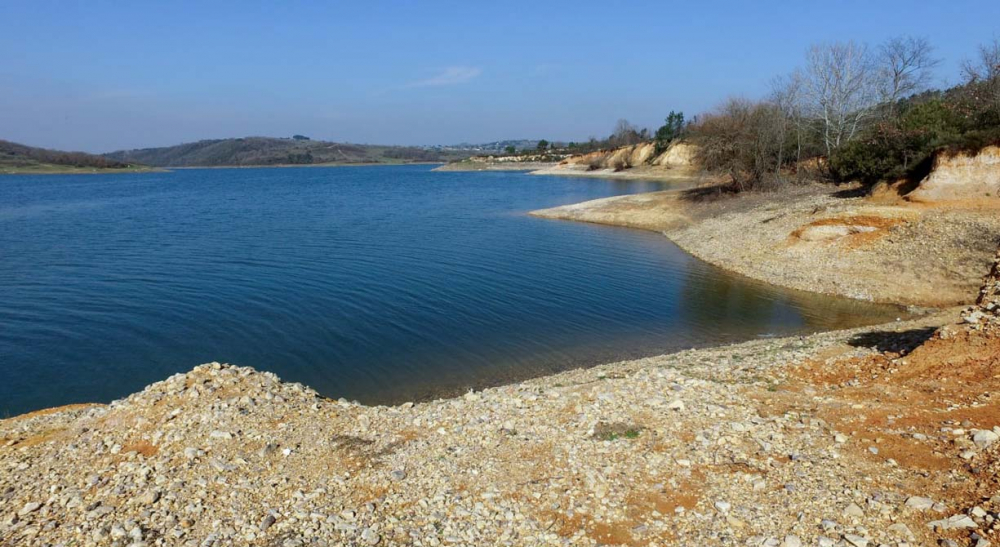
[0,165,901,415]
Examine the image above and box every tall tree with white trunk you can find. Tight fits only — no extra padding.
[802,41,880,156]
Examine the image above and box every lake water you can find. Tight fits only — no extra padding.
[0,165,903,416]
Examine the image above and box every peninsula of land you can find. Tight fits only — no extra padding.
[530,144,1000,308]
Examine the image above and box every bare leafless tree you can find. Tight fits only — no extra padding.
[962,37,1000,82]
[802,41,880,156]
[961,37,1000,114]
[770,71,807,174]
[690,97,789,191]
[878,36,940,117]
[610,119,643,148]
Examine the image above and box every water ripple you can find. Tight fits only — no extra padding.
[0,165,904,416]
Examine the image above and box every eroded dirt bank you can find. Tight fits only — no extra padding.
[532,184,1000,307]
[434,142,705,182]
[529,142,704,182]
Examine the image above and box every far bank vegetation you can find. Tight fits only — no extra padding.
[691,36,1000,192]
[559,36,999,194]
[0,139,137,173]
[104,137,469,168]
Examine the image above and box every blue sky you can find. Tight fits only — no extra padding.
[2,1,998,153]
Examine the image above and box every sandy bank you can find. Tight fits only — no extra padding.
[532,184,1000,307]
[529,164,706,182]
[527,141,706,182]
[432,160,559,172]
[530,189,691,231]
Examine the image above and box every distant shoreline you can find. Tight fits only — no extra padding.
[530,164,706,182]
[435,155,707,182]
[166,161,446,171]
[0,162,447,176]
[0,165,165,176]
[432,160,558,172]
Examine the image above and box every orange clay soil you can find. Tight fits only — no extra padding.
[778,325,1000,543]
[788,214,912,248]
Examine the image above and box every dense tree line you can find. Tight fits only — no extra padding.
[684,36,1000,191]
[564,37,997,192]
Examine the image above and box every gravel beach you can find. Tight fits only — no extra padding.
[3,301,1000,546]
[532,184,1000,307]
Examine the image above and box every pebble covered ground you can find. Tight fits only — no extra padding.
[533,183,1000,307]
[2,303,998,547]
[5,251,1000,547]
[668,190,1000,307]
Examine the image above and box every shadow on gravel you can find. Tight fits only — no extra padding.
[679,183,738,202]
[847,327,937,354]
[330,434,405,466]
[830,185,870,199]
[830,177,922,199]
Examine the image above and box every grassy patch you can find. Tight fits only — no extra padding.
[592,422,643,441]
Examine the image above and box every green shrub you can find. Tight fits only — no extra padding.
[829,96,997,185]
[828,125,928,184]
[654,111,685,154]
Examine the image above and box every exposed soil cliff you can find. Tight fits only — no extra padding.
[906,145,1000,203]
[555,142,697,171]
[530,142,702,181]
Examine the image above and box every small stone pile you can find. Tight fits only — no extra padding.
[961,246,1000,331]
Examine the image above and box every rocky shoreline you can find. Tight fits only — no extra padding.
[532,184,1000,307]
[528,165,705,182]
[4,299,1000,546]
[5,174,1000,545]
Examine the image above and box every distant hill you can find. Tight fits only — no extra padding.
[103,137,471,167]
[1,139,142,174]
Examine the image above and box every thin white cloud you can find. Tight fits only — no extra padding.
[405,66,482,88]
